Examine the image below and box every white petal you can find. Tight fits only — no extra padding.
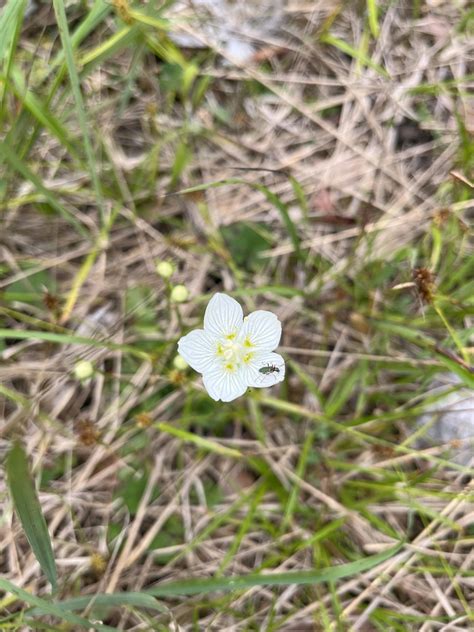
[202,364,248,402]
[204,293,243,339]
[239,310,281,351]
[177,329,215,373]
[244,352,285,388]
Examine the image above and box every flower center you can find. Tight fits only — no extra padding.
[217,335,255,369]
[222,340,240,361]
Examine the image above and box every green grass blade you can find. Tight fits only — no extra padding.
[128,9,170,30]
[174,178,303,259]
[11,1,111,161]
[155,421,242,458]
[6,442,57,591]
[321,33,388,77]
[261,396,473,475]
[29,592,169,617]
[147,543,403,596]
[253,182,302,260]
[60,226,113,323]
[0,140,89,238]
[49,0,111,71]
[281,429,314,530]
[0,0,27,118]
[3,69,78,157]
[0,0,26,63]
[433,352,474,389]
[52,0,105,224]
[324,365,363,417]
[172,177,244,193]
[0,328,150,360]
[367,0,380,38]
[79,26,138,72]
[289,174,309,220]
[0,577,118,632]
[217,484,267,574]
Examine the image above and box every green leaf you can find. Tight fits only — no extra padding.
[125,285,156,329]
[159,61,199,99]
[147,543,403,596]
[114,470,149,516]
[6,442,57,591]
[2,267,56,307]
[220,222,273,272]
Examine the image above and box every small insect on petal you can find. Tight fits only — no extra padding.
[247,352,286,389]
[259,364,281,375]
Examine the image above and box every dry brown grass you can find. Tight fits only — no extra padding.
[1,0,473,630]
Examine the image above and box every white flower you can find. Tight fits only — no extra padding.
[177,293,285,402]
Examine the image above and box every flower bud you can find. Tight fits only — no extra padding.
[73,360,94,380]
[173,354,188,370]
[156,260,174,279]
[170,284,188,303]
